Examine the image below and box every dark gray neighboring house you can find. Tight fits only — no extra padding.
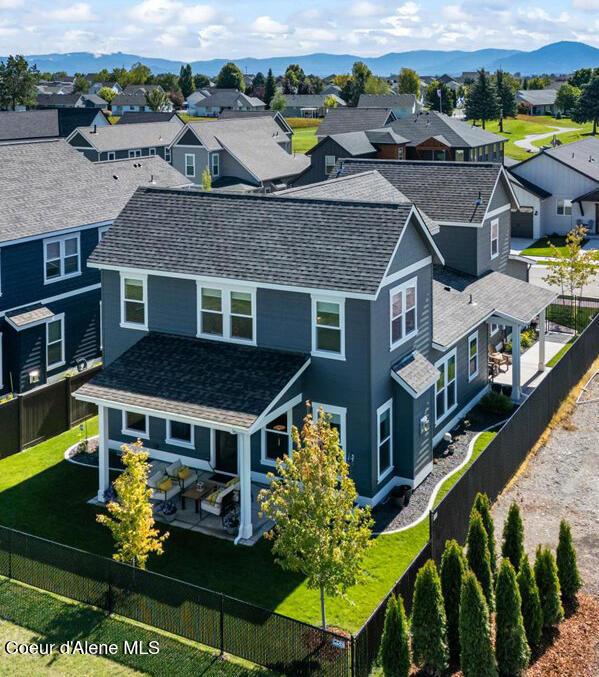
[0,109,110,142]
[187,89,266,117]
[516,89,558,116]
[116,111,185,126]
[358,93,420,118]
[36,93,107,109]
[317,107,396,138]
[218,110,293,141]
[280,94,346,117]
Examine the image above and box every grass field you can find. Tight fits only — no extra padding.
[291,126,318,154]
[547,338,576,367]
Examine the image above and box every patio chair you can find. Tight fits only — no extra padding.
[165,459,198,490]
[200,477,240,519]
[147,468,182,502]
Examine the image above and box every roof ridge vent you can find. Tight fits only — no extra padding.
[468,293,477,306]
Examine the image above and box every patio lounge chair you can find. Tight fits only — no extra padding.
[147,467,182,502]
[201,477,240,519]
[165,459,198,490]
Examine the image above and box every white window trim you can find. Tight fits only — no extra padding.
[490,218,499,260]
[196,282,256,345]
[211,153,220,177]
[128,149,142,158]
[377,398,393,482]
[120,273,148,331]
[435,348,458,424]
[149,147,157,156]
[556,198,572,216]
[312,402,347,452]
[311,296,345,361]
[121,410,149,439]
[468,331,479,382]
[98,225,110,242]
[324,155,336,175]
[164,147,171,162]
[43,232,81,285]
[260,404,292,467]
[107,151,115,161]
[46,313,65,371]
[166,419,195,449]
[389,277,418,351]
[185,153,196,177]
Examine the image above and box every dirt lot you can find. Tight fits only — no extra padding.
[492,369,599,598]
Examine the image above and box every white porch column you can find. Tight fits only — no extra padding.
[97,404,110,502]
[511,324,522,402]
[236,432,253,543]
[538,309,546,372]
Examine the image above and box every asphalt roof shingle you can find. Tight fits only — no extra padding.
[116,112,182,125]
[543,137,599,182]
[517,89,557,106]
[392,351,440,397]
[358,94,417,109]
[0,110,59,141]
[317,108,395,137]
[71,121,181,152]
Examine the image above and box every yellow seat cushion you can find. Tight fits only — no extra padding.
[225,476,239,487]
[206,491,219,505]
[158,478,173,493]
[178,467,192,480]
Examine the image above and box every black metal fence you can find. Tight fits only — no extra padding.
[547,295,599,334]
[0,367,99,459]
[0,525,350,676]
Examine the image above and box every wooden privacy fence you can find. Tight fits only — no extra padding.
[0,367,100,459]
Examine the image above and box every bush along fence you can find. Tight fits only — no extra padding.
[0,526,351,677]
[0,366,99,460]
[351,312,599,676]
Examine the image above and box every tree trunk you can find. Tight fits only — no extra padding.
[482,117,486,129]
[320,586,327,630]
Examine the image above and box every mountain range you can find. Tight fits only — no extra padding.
[9,41,599,78]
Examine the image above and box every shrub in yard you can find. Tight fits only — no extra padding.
[556,520,582,612]
[440,539,467,665]
[459,571,498,677]
[473,493,497,581]
[411,559,449,675]
[480,391,514,415]
[467,509,494,610]
[502,502,525,571]
[517,554,543,650]
[495,559,530,677]
[534,546,564,630]
[379,593,410,677]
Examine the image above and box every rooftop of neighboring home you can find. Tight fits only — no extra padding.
[111,93,150,106]
[123,84,164,95]
[516,89,558,105]
[389,111,506,148]
[334,158,511,224]
[0,140,189,244]
[88,187,431,297]
[36,92,83,107]
[357,93,417,109]
[218,109,293,135]
[540,136,599,182]
[69,121,181,152]
[115,111,184,125]
[182,117,309,181]
[281,93,346,108]
[307,127,410,159]
[191,88,265,109]
[317,107,396,137]
[0,109,108,142]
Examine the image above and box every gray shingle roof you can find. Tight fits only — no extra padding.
[0,110,59,141]
[392,350,439,397]
[76,332,309,429]
[196,89,265,109]
[218,110,293,135]
[517,89,557,106]
[390,111,506,148]
[317,108,395,137]
[327,131,377,156]
[358,94,416,109]
[36,93,82,107]
[71,121,181,152]
[112,93,148,106]
[365,128,409,145]
[282,94,345,108]
[89,187,415,296]
[543,137,599,182]
[0,140,189,244]
[116,112,182,125]
[335,158,503,223]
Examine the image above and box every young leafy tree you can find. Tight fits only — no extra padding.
[72,74,90,93]
[465,68,499,129]
[495,559,531,677]
[534,546,564,630]
[379,593,410,677]
[0,55,39,110]
[440,539,466,665]
[270,91,287,113]
[324,94,339,109]
[568,67,593,88]
[97,86,116,104]
[517,554,543,650]
[556,83,581,115]
[264,68,276,108]
[128,61,151,85]
[216,62,245,91]
[502,502,525,572]
[96,442,168,568]
[201,167,212,192]
[556,520,582,611]
[459,571,498,677]
[258,409,373,629]
[169,89,184,110]
[424,80,453,115]
[495,69,517,132]
[145,88,169,112]
[178,64,194,99]
[193,73,210,89]
[282,63,305,94]
[473,493,497,581]
[397,67,420,97]
[249,71,265,98]
[345,61,372,106]
[411,559,449,675]
[573,74,599,134]
[364,75,391,95]
[467,509,494,610]
[154,72,179,92]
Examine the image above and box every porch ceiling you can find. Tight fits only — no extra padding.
[75,332,309,430]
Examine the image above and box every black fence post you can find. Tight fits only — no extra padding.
[219,593,225,657]
[7,528,12,580]
[350,633,356,677]
[107,563,113,615]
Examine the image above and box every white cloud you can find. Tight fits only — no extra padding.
[348,1,383,18]
[180,4,217,24]
[250,15,288,34]
[128,0,178,24]
[0,0,23,8]
[572,0,599,9]
[45,3,97,22]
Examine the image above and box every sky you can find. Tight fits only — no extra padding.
[1,0,599,59]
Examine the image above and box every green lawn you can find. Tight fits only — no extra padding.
[547,338,576,367]
[291,127,318,154]
[521,236,572,257]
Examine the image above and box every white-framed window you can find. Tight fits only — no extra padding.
[120,274,148,330]
[46,314,65,370]
[324,155,336,175]
[261,408,291,466]
[468,332,479,381]
[435,349,457,423]
[98,225,110,241]
[166,419,194,449]
[197,284,255,344]
[211,153,220,177]
[455,149,464,161]
[312,402,347,452]
[557,199,572,216]
[311,297,345,360]
[149,147,157,156]
[128,149,142,158]
[389,277,418,350]
[185,153,196,177]
[44,233,81,284]
[107,151,115,161]
[122,410,149,438]
[165,147,171,163]
[377,399,393,481]
[490,322,499,335]
[490,218,499,259]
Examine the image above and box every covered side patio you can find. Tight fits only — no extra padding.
[74,332,310,545]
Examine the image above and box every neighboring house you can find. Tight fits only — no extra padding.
[37,83,74,95]
[0,140,190,396]
[111,93,174,115]
[358,94,421,118]
[509,137,599,237]
[74,168,554,544]
[116,112,185,126]
[36,93,107,109]
[187,89,266,117]
[218,110,294,144]
[0,109,109,142]
[170,117,309,191]
[90,82,123,95]
[67,121,181,162]
[321,84,342,96]
[516,89,558,116]
[438,74,461,91]
[317,107,397,138]
[123,84,165,96]
[280,94,346,118]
